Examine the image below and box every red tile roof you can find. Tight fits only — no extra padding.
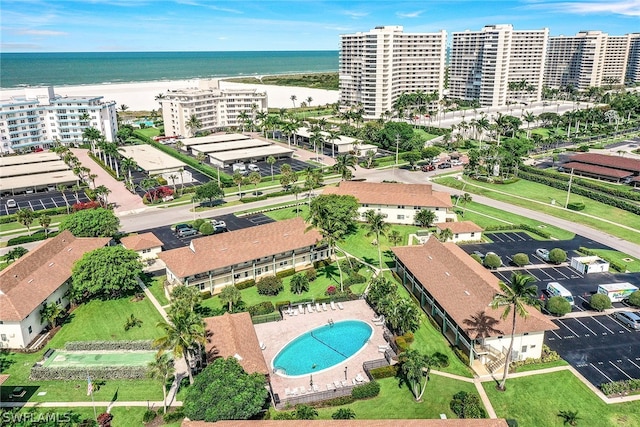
[0,231,110,321]
[204,312,269,375]
[159,218,322,278]
[323,181,452,208]
[569,153,640,173]
[436,221,483,234]
[562,162,632,179]
[183,420,510,427]
[120,232,163,251]
[392,238,557,338]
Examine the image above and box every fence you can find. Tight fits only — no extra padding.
[277,384,355,409]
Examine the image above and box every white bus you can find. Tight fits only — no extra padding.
[547,282,575,306]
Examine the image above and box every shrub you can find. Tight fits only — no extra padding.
[567,201,586,211]
[326,286,337,296]
[470,254,483,264]
[402,332,414,344]
[395,336,409,353]
[199,222,214,235]
[289,273,309,294]
[65,340,152,351]
[351,380,380,399]
[275,268,296,279]
[628,290,640,307]
[453,346,470,365]
[275,301,291,311]
[369,365,398,379]
[73,200,101,211]
[589,293,611,312]
[549,248,567,264]
[97,412,113,427]
[256,276,283,296]
[247,301,275,316]
[600,378,640,396]
[318,395,355,407]
[332,408,356,419]
[304,267,317,282]
[450,391,487,419]
[193,219,205,229]
[234,279,255,290]
[546,296,572,316]
[272,412,295,420]
[162,409,184,423]
[512,253,529,267]
[483,253,502,269]
[143,409,157,423]
[432,352,450,368]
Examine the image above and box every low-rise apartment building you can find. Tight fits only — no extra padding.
[0,231,110,349]
[159,218,328,294]
[323,181,454,225]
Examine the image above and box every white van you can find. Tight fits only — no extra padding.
[547,282,574,306]
[232,163,247,174]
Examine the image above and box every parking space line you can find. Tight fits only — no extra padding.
[523,269,541,281]
[488,233,503,243]
[589,363,613,382]
[551,267,570,279]
[537,268,555,280]
[609,361,633,379]
[628,358,640,371]
[574,318,597,336]
[502,233,516,242]
[531,254,546,264]
[514,233,526,241]
[558,320,581,337]
[572,304,585,312]
[550,329,563,340]
[591,317,615,334]
[40,200,47,209]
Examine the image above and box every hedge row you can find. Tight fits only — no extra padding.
[509,345,560,369]
[31,365,148,380]
[520,165,640,203]
[517,170,640,215]
[484,223,551,239]
[0,206,68,225]
[600,378,640,396]
[234,279,256,290]
[8,231,61,246]
[351,380,380,399]
[369,365,398,379]
[577,247,627,272]
[65,340,153,351]
[88,153,124,181]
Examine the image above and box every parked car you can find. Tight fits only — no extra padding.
[451,159,463,166]
[613,311,640,330]
[421,164,435,172]
[438,162,452,169]
[232,163,247,174]
[473,251,485,260]
[536,248,550,262]
[211,219,227,229]
[213,226,228,234]
[173,223,193,233]
[177,228,198,238]
[247,163,260,172]
[6,199,17,208]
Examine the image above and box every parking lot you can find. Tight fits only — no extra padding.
[1,190,91,216]
[545,314,640,386]
[131,166,210,198]
[138,213,275,250]
[221,157,317,178]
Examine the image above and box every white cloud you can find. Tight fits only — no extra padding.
[342,10,369,18]
[526,0,640,17]
[1,42,42,50]
[218,36,228,40]
[17,29,68,36]
[396,10,424,18]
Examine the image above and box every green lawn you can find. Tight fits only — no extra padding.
[339,223,421,269]
[134,127,160,138]
[6,407,149,427]
[311,376,479,420]
[146,275,170,306]
[264,204,310,221]
[436,176,640,244]
[484,370,640,427]
[50,296,165,346]
[581,249,640,273]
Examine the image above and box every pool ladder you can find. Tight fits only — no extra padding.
[327,318,334,326]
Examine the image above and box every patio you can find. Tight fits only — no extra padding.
[253,299,390,404]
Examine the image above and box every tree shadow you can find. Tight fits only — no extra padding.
[361,256,377,268]
[0,350,15,372]
[319,264,339,284]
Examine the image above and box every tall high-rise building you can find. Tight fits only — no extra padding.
[626,33,640,85]
[449,24,549,107]
[544,31,633,91]
[162,80,268,137]
[339,26,447,119]
[0,87,117,155]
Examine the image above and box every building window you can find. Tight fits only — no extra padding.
[397,205,405,209]
[28,326,33,334]
[470,232,475,237]
[1,334,6,341]
[397,215,405,220]
[142,248,151,254]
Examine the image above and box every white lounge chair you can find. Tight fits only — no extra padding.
[291,387,299,395]
[337,302,344,310]
[316,303,322,312]
[260,342,266,350]
[341,380,348,387]
[298,303,304,314]
[330,301,337,310]
[327,383,335,390]
[322,303,328,311]
[307,303,314,313]
[372,315,383,322]
[285,387,292,396]
[293,309,298,316]
[355,373,365,383]
[334,380,342,388]
[313,384,320,392]
[298,386,306,395]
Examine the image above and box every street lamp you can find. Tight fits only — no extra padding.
[344,366,348,381]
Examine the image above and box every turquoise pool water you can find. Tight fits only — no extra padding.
[272,320,373,377]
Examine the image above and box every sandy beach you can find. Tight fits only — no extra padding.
[0,79,339,112]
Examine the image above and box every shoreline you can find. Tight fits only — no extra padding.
[0,73,339,111]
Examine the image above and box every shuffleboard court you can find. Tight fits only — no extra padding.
[43,350,156,368]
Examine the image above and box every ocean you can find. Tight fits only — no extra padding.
[0,51,339,89]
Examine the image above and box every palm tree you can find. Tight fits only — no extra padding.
[333,154,357,180]
[438,227,454,242]
[232,172,245,199]
[147,352,175,414]
[364,210,391,270]
[266,156,277,181]
[154,93,166,108]
[40,302,62,329]
[186,114,202,137]
[290,183,302,216]
[523,111,536,138]
[154,311,205,385]
[388,230,402,246]
[82,127,101,154]
[94,185,111,207]
[414,209,436,228]
[306,96,313,109]
[490,273,540,391]
[557,410,581,426]
[290,95,297,109]
[399,349,434,402]
[168,173,179,192]
[304,167,323,200]
[219,285,241,312]
[247,171,261,196]
[57,184,70,214]
[39,214,52,237]
[71,183,83,203]
[120,157,138,189]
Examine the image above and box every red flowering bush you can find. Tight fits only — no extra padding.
[72,200,101,211]
[144,186,174,203]
[326,285,337,296]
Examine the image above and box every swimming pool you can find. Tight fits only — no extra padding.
[272,320,373,377]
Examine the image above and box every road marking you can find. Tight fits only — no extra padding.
[552,267,570,279]
[537,268,555,280]
[573,304,585,312]
[574,318,597,335]
[531,254,546,264]
[629,359,640,371]
[515,233,526,241]
[609,361,633,379]
[28,200,35,211]
[501,233,515,242]
[589,363,613,382]
[558,320,581,337]
[523,269,541,281]
[39,200,47,209]
[591,316,615,334]
[550,329,563,340]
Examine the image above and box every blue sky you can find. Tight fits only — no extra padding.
[1,0,638,52]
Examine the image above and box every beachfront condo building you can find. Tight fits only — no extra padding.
[339,26,447,120]
[0,87,118,155]
[448,24,549,107]
[625,34,640,85]
[161,80,268,137]
[544,31,634,91]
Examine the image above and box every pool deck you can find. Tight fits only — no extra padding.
[253,299,389,400]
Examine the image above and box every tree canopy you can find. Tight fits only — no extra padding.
[60,207,120,237]
[71,246,143,302]
[193,181,224,206]
[183,357,268,422]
